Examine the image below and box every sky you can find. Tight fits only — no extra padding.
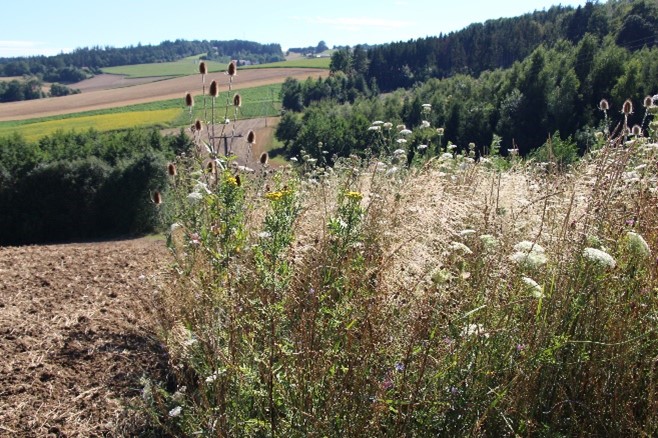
[0,0,589,58]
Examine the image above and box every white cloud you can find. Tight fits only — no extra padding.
[0,41,71,57]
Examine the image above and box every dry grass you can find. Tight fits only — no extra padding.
[150,136,658,435]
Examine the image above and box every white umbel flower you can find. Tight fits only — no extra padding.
[583,247,616,268]
[626,232,651,257]
[521,277,544,298]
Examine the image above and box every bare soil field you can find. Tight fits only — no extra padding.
[73,74,173,93]
[0,239,168,437]
[0,68,327,122]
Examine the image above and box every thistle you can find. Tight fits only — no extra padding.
[209,80,219,98]
[599,98,610,135]
[152,191,162,205]
[184,92,194,117]
[227,61,237,77]
[622,99,633,139]
[622,99,633,116]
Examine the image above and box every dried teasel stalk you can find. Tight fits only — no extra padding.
[227,61,237,76]
[209,80,219,98]
[185,92,194,107]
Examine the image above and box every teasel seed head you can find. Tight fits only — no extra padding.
[622,99,633,115]
[227,61,237,76]
[259,152,269,165]
[195,119,203,132]
[199,61,207,75]
[206,160,217,174]
[631,124,642,136]
[152,191,162,205]
[235,174,242,187]
[247,130,256,144]
[167,163,177,176]
[598,99,609,111]
[185,92,194,107]
[644,95,653,108]
[233,93,242,107]
[209,80,219,98]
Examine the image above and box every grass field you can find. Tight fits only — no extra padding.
[102,56,330,77]
[243,57,331,70]
[0,83,283,140]
[101,55,228,78]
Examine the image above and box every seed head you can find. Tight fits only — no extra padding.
[631,125,642,136]
[235,174,242,187]
[233,93,242,107]
[185,92,194,107]
[598,99,609,111]
[247,130,256,144]
[259,152,269,165]
[209,80,219,98]
[644,95,653,108]
[195,119,202,132]
[206,160,216,173]
[152,191,162,205]
[167,163,177,176]
[622,99,633,115]
[199,61,207,75]
[227,61,237,76]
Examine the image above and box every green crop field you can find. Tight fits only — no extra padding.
[101,55,229,78]
[0,109,181,141]
[243,57,331,69]
[0,83,283,141]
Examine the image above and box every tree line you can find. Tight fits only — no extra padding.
[0,39,284,84]
[0,128,192,245]
[0,77,79,102]
[276,0,658,159]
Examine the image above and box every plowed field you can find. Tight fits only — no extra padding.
[0,239,168,437]
[0,68,326,122]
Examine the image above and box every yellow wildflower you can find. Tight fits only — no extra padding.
[345,191,363,201]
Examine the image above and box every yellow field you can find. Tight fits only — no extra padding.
[0,109,180,141]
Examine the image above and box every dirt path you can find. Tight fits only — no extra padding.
[0,68,326,122]
[0,239,168,437]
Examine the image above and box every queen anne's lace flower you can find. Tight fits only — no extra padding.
[583,247,616,268]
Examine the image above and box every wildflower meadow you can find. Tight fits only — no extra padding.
[144,61,658,436]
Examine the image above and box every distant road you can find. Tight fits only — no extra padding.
[0,68,327,122]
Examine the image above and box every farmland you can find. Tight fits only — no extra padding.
[0,68,327,122]
[0,83,284,140]
[100,56,330,78]
[101,55,228,78]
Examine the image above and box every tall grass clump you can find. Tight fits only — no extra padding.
[146,82,658,436]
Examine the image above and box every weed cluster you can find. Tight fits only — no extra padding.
[144,71,658,437]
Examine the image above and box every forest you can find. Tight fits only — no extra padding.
[277,0,658,157]
[0,128,192,245]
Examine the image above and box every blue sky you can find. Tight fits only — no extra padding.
[1,0,588,57]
